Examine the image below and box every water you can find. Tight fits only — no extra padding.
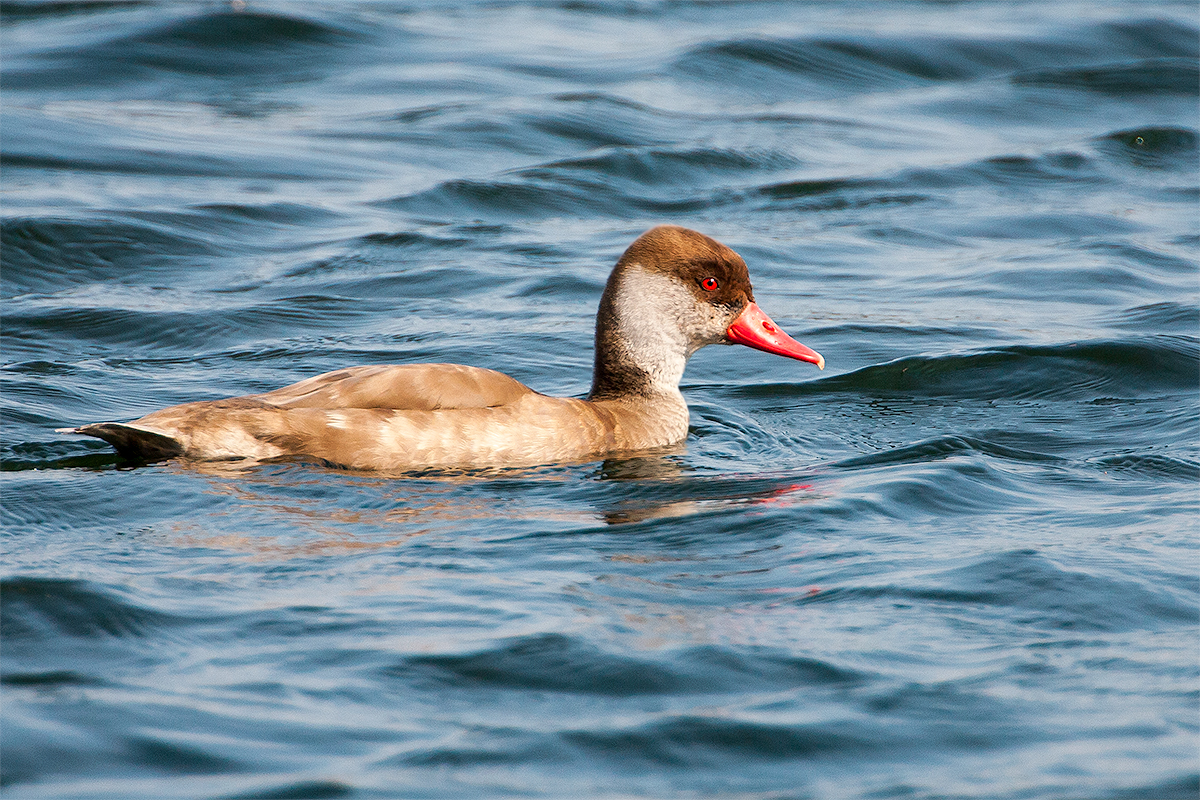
[2,1,1197,798]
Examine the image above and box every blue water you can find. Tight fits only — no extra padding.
[2,1,1197,798]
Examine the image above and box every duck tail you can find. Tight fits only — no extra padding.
[58,423,184,462]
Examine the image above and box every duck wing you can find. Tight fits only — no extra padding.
[254,364,535,411]
[63,364,539,464]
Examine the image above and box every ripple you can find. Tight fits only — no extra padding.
[821,337,1199,401]
[3,104,360,181]
[383,174,730,220]
[400,633,862,696]
[832,434,1065,470]
[801,549,1198,633]
[1,576,178,642]
[4,295,366,352]
[4,8,375,91]
[1,217,226,298]
[675,19,1199,101]
[676,35,974,99]
[222,779,356,799]
[0,1,144,20]
[1107,301,1200,332]
[0,669,104,688]
[1089,453,1200,481]
[1013,58,1200,96]
[562,714,869,763]
[533,146,798,186]
[1094,126,1200,170]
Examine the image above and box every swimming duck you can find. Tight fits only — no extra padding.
[63,226,824,470]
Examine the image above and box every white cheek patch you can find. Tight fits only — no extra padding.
[615,268,689,343]
[612,266,729,391]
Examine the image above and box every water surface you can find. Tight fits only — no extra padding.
[2,1,1197,798]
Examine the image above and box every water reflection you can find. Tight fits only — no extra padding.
[163,452,824,556]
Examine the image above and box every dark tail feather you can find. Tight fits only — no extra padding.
[61,423,184,461]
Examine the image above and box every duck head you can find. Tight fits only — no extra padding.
[589,225,824,400]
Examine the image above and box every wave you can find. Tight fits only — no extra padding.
[4,8,373,91]
[755,132,1194,217]
[739,336,1198,402]
[1090,452,1200,481]
[1,576,179,643]
[1,217,225,298]
[0,1,145,20]
[675,18,1198,99]
[398,631,862,697]
[2,103,360,182]
[561,714,874,764]
[1094,126,1200,170]
[777,129,1195,195]
[790,549,1197,632]
[1106,301,1199,332]
[831,434,1066,470]
[4,293,365,352]
[1013,58,1200,96]
[386,133,1175,221]
[383,174,731,221]
[531,146,798,188]
[813,430,1198,486]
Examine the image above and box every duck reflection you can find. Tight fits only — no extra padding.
[594,452,819,525]
[164,450,820,556]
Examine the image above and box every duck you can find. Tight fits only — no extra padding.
[62,226,824,470]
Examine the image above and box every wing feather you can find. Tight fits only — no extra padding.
[255,364,534,411]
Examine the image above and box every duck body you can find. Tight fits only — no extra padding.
[65,226,824,470]
[80,364,687,470]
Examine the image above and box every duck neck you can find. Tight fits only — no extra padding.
[588,266,691,401]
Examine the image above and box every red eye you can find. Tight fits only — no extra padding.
[701,277,719,291]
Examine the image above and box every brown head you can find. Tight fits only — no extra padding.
[589,226,823,400]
